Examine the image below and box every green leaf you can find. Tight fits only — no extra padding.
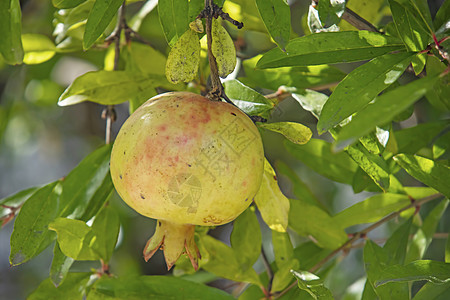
[83,0,123,49]
[375,260,450,287]
[393,154,450,198]
[392,121,449,155]
[291,89,329,120]
[271,259,300,292]
[333,193,413,229]
[22,34,56,65]
[238,284,266,300]
[58,145,112,220]
[0,187,38,222]
[258,122,312,145]
[50,243,74,287]
[254,159,290,232]
[345,142,391,191]
[388,0,431,52]
[406,199,449,263]
[90,206,120,262]
[413,281,450,300]
[384,218,413,265]
[9,181,61,266]
[165,29,200,83]
[52,0,87,9]
[124,42,166,76]
[275,160,326,209]
[199,235,261,285]
[317,52,414,134]
[223,79,273,116]
[272,231,294,266]
[433,0,450,30]
[49,217,100,260]
[289,198,347,249]
[317,0,346,28]
[87,275,235,299]
[230,207,261,271]
[291,270,334,300]
[28,273,91,300]
[255,0,291,50]
[241,55,345,91]
[293,242,331,271]
[425,56,450,111]
[211,17,236,78]
[58,71,171,106]
[158,0,189,46]
[433,131,450,159]
[0,0,24,64]
[256,31,405,69]
[335,74,439,145]
[284,139,358,185]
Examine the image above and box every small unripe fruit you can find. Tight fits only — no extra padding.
[110,92,264,269]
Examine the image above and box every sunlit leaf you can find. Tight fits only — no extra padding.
[375,260,450,287]
[317,52,414,134]
[393,154,450,198]
[83,0,123,49]
[258,122,312,145]
[52,0,87,9]
[165,29,200,83]
[291,270,334,299]
[0,0,24,64]
[22,34,56,64]
[255,0,291,50]
[223,79,273,116]
[211,17,236,78]
[257,31,405,69]
[158,0,189,46]
[50,243,74,287]
[335,74,439,145]
[317,0,346,28]
[254,159,290,232]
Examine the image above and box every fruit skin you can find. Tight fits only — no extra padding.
[110,91,264,269]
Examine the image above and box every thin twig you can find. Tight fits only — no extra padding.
[261,247,274,294]
[274,193,444,299]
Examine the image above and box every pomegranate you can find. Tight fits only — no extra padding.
[110,92,264,270]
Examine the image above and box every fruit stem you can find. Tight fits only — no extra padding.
[143,220,200,270]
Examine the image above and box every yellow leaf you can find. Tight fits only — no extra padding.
[211,17,237,78]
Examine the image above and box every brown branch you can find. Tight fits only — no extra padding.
[274,193,444,299]
[102,1,127,144]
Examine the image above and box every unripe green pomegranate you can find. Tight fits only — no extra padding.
[110,92,264,270]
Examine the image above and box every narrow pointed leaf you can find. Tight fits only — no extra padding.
[223,79,273,116]
[83,0,123,49]
[0,0,24,64]
[336,75,439,144]
[165,29,200,83]
[259,122,312,145]
[211,17,236,78]
[289,198,347,248]
[291,270,334,299]
[317,52,414,134]
[393,154,450,198]
[90,206,120,262]
[200,235,261,285]
[0,187,38,222]
[317,0,346,28]
[333,193,418,229]
[413,281,450,300]
[9,181,61,266]
[50,243,74,287]
[254,159,290,232]
[272,231,294,267]
[375,260,450,287]
[58,145,112,220]
[87,275,235,299]
[433,0,450,30]
[52,0,87,9]
[49,217,100,260]
[255,0,291,50]
[345,142,391,191]
[256,31,405,69]
[285,139,358,185]
[230,207,261,271]
[28,273,91,300]
[158,0,189,46]
[242,55,346,91]
[59,71,172,106]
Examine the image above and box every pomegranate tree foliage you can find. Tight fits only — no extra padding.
[0,0,449,299]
